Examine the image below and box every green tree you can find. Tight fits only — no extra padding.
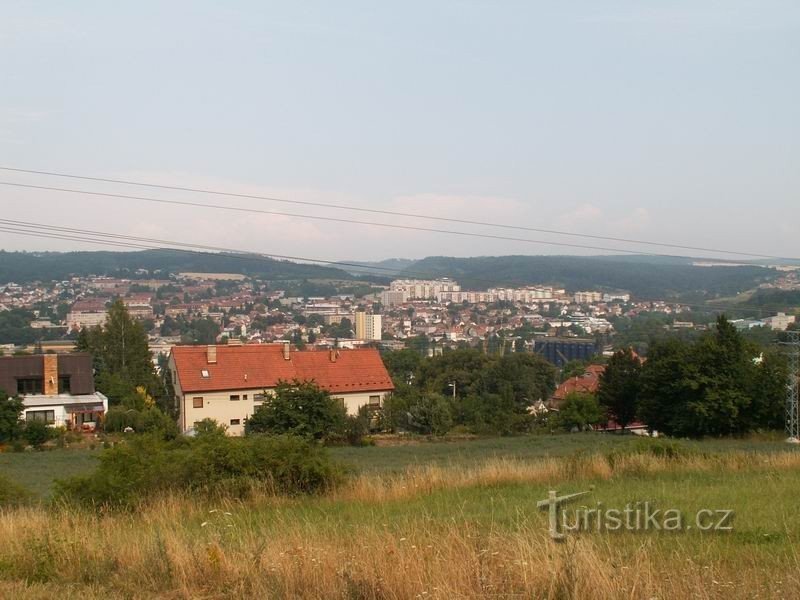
[76,299,159,406]
[560,360,588,381]
[407,393,453,435]
[556,392,604,432]
[0,390,24,443]
[245,380,346,441]
[597,349,641,432]
[639,316,783,437]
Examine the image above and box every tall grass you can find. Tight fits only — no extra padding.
[1,448,799,598]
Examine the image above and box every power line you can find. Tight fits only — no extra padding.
[0,218,794,316]
[0,166,793,261]
[0,180,744,260]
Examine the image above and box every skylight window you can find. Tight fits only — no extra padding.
[201,369,210,378]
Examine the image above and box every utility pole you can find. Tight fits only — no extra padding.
[779,331,800,444]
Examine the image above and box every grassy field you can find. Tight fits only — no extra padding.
[1,434,799,598]
[0,447,100,498]
[1,432,792,499]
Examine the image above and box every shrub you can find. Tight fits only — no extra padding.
[23,420,51,449]
[104,406,178,439]
[605,437,700,467]
[245,380,346,441]
[55,433,342,508]
[408,393,453,436]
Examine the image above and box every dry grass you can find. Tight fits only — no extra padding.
[1,450,800,598]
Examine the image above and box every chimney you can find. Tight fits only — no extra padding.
[329,348,338,363]
[207,345,217,364]
[43,354,58,395]
[283,341,291,360]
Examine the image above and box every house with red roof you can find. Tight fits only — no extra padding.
[548,364,605,410]
[168,343,395,435]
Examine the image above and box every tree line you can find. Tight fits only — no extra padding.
[597,316,788,437]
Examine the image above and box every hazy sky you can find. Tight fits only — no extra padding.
[1,1,798,262]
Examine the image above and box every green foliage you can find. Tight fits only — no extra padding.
[605,438,699,467]
[76,299,160,406]
[193,418,229,438]
[556,392,605,432]
[22,420,51,449]
[380,348,556,435]
[323,318,353,339]
[560,360,588,381]
[245,380,347,441]
[598,348,641,430]
[54,433,342,508]
[408,393,453,435]
[0,308,64,345]
[104,406,179,439]
[0,473,30,507]
[382,349,422,385]
[0,390,24,443]
[639,316,786,437]
[341,405,373,446]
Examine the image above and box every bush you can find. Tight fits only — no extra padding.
[605,437,700,467]
[104,406,178,439]
[0,473,30,507]
[55,433,342,508]
[338,406,372,446]
[556,392,605,432]
[245,380,346,441]
[22,420,51,449]
[408,393,453,436]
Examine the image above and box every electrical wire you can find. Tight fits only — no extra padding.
[0,166,794,261]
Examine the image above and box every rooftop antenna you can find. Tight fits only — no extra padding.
[779,331,800,444]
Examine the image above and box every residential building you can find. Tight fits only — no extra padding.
[380,290,408,307]
[0,353,108,431]
[389,279,460,300]
[168,343,395,435]
[574,291,603,304]
[354,312,382,341]
[66,299,108,331]
[548,365,606,409]
[762,312,796,331]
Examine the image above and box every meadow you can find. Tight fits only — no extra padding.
[1,433,799,599]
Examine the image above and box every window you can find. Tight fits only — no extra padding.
[230,419,241,426]
[201,369,210,378]
[58,375,71,394]
[243,394,248,400]
[334,397,345,408]
[17,378,43,395]
[229,394,240,401]
[192,397,204,409]
[369,395,381,406]
[26,410,55,424]
[254,393,266,404]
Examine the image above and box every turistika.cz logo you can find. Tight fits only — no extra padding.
[537,490,734,540]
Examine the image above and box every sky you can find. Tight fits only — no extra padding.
[1,1,798,263]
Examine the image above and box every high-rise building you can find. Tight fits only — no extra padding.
[354,312,382,341]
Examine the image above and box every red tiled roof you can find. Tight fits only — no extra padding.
[549,364,605,406]
[171,344,395,394]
